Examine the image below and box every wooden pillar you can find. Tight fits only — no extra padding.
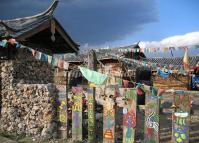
[72,87,83,142]
[87,49,97,142]
[65,71,69,139]
[103,87,115,143]
[120,88,137,143]
[172,92,190,143]
[144,88,160,143]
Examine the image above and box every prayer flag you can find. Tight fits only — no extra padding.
[183,48,190,71]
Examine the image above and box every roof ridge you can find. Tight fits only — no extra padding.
[2,0,58,22]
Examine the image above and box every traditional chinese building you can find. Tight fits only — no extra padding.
[0,0,79,138]
[0,0,79,57]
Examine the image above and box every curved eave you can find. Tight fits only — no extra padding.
[0,0,58,35]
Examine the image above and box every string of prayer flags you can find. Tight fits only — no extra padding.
[110,53,188,76]
[0,39,70,70]
[0,39,22,49]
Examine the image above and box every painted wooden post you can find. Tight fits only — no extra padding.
[144,87,160,143]
[87,88,95,142]
[56,84,67,138]
[172,92,190,143]
[65,71,69,138]
[87,49,97,142]
[120,88,137,143]
[72,87,83,142]
[103,87,116,143]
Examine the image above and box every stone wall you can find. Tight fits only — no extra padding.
[13,60,54,84]
[0,51,59,138]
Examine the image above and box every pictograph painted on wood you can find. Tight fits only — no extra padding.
[72,87,83,141]
[87,88,95,143]
[56,85,67,126]
[172,93,191,143]
[120,88,137,143]
[144,88,160,143]
[103,87,116,143]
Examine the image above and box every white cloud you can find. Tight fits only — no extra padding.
[139,32,199,49]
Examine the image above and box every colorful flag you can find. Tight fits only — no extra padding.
[123,80,129,88]
[51,57,58,67]
[58,59,64,69]
[183,48,190,71]
[0,39,8,47]
[63,61,69,70]
[48,55,52,64]
[35,51,41,60]
[41,53,48,61]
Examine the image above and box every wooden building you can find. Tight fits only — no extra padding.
[65,44,199,90]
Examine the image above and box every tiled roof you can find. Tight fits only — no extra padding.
[0,0,58,38]
[64,47,199,69]
[147,56,199,67]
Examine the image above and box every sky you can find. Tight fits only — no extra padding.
[0,0,199,57]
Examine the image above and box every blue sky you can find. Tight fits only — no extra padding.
[0,0,199,57]
[110,0,199,46]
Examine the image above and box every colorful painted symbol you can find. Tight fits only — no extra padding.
[174,126,188,143]
[174,111,188,126]
[146,111,159,133]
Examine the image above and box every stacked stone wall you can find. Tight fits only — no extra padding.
[0,55,58,138]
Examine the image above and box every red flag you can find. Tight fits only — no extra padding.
[58,59,64,69]
[123,80,129,88]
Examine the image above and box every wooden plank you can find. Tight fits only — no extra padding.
[72,87,83,142]
[87,88,95,143]
[103,87,116,143]
[56,85,67,131]
[172,93,190,143]
[87,49,97,142]
[120,88,137,143]
[144,88,160,143]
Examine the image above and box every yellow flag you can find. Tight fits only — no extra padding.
[183,48,189,71]
[89,83,96,88]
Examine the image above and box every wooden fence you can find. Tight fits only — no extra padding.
[58,86,192,143]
